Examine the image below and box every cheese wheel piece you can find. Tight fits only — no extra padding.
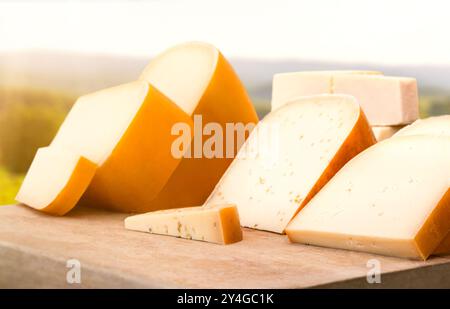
[394,115,450,138]
[50,81,194,212]
[124,204,242,245]
[391,115,450,255]
[16,147,96,216]
[139,42,258,209]
[207,94,375,233]
[272,72,419,126]
[372,125,404,141]
[272,71,382,111]
[286,136,450,260]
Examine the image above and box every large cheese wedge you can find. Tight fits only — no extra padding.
[372,125,404,141]
[286,136,450,260]
[207,94,375,233]
[50,81,194,212]
[272,71,382,111]
[124,204,242,245]
[139,42,258,209]
[16,147,97,216]
[391,115,450,255]
[272,71,419,126]
[394,115,450,138]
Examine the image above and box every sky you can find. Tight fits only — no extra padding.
[0,0,450,65]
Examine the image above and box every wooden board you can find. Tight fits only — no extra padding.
[1,204,450,288]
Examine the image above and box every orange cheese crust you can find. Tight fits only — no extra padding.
[136,53,258,211]
[290,108,376,223]
[80,86,194,212]
[39,157,97,216]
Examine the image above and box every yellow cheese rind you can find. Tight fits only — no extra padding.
[207,94,375,234]
[124,204,242,245]
[286,136,450,260]
[16,148,97,216]
[139,42,258,210]
[78,85,194,212]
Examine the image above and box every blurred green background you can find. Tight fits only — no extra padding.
[1,52,450,204]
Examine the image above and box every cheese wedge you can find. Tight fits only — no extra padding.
[392,115,450,255]
[286,136,450,260]
[124,204,242,245]
[272,72,418,126]
[372,125,404,141]
[207,94,375,233]
[272,71,382,111]
[139,42,258,209]
[50,81,194,212]
[16,147,96,216]
[394,115,450,138]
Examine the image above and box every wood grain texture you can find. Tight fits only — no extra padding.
[1,204,450,288]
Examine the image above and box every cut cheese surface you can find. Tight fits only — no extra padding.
[286,136,450,260]
[16,147,97,216]
[394,115,450,138]
[372,126,404,141]
[392,115,450,255]
[139,42,258,210]
[207,94,375,233]
[51,81,194,212]
[272,71,419,126]
[124,204,242,245]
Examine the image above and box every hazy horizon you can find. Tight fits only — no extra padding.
[1,0,450,65]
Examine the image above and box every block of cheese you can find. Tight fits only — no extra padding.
[50,81,194,212]
[286,135,450,260]
[272,71,382,111]
[139,42,258,209]
[124,204,242,245]
[394,115,450,138]
[16,147,96,216]
[272,71,419,126]
[372,125,404,141]
[207,94,375,233]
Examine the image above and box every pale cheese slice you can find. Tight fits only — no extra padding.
[124,204,242,245]
[394,115,450,138]
[372,125,404,141]
[50,81,194,212]
[272,71,382,112]
[207,94,375,233]
[286,135,450,260]
[16,147,96,216]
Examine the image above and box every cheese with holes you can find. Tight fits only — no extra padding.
[139,42,258,210]
[272,71,418,126]
[50,81,193,212]
[394,115,450,138]
[16,147,96,215]
[372,126,404,141]
[286,136,450,260]
[207,94,375,233]
[124,204,242,244]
